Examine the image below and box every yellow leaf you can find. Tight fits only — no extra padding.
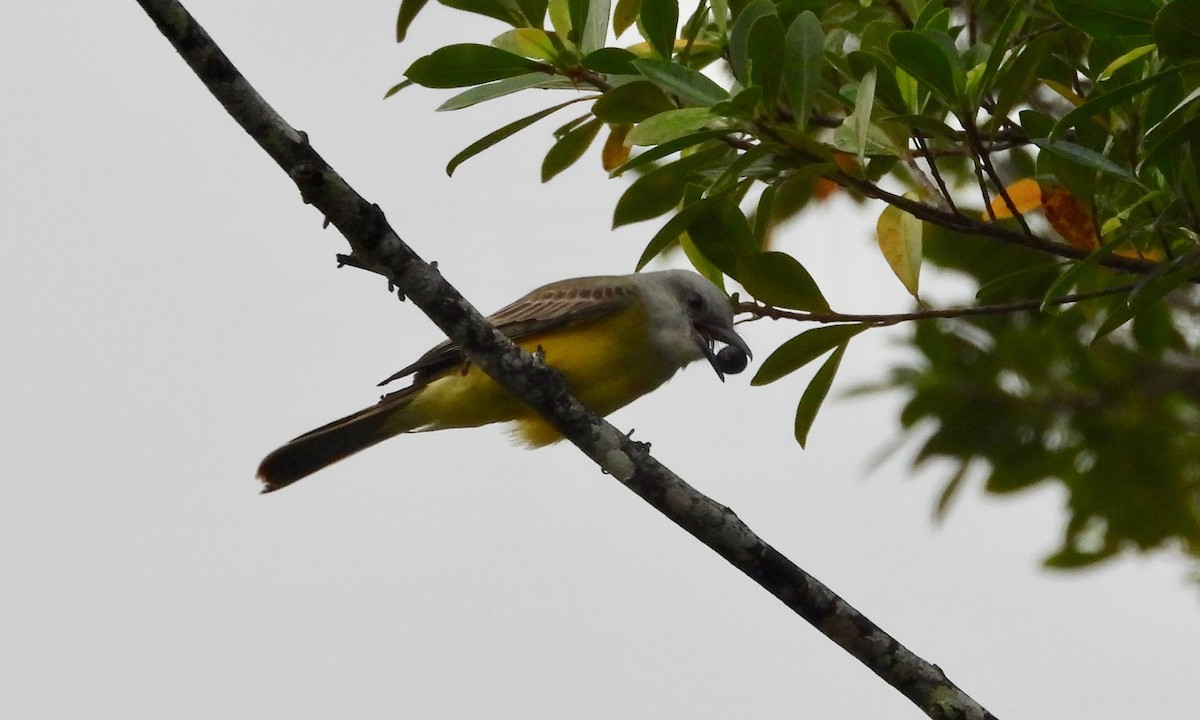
[1098,44,1155,82]
[1040,184,1099,251]
[876,204,923,297]
[622,39,720,57]
[987,178,1043,219]
[1041,78,1085,107]
[602,124,631,171]
[492,29,560,62]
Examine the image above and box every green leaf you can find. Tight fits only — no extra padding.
[636,196,720,269]
[441,0,527,26]
[833,114,902,157]
[516,0,549,25]
[640,0,679,59]
[974,263,1066,302]
[1050,64,1195,139]
[680,234,725,287]
[383,79,414,99]
[612,0,641,36]
[548,0,574,45]
[542,117,602,181]
[1031,138,1139,183]
[1051,0,1158,38]
[737,252,830,311]
[710,0,728,37]
[783,11,824,130]
[1096,44,1155,82]
[988,32,1054,133]
[592,80,675,123]
[1040,235,1132,310]
[794,343,847,448]
[608,129,731,176]
[712,86,763,120]
[744,11,786,110]
[436,73,555,111]
[880,113,959,139]
[706,144,768,196]
[446,98,585,175]
[567,0,589,48]
[1092,253,1200,341]
[970,0,1029,105]
[847,51,908,114]
[913,2,949,31]
[396,0,431,42]
[888,30,959,104]
[933,463,970,521]
[1154,0,1200,62]
[1141,86,1200,173]
[876,204,922,297]
[1141,113,1200,173]
[407,44,546,88]
[752,184,777,245]
[751,324,868,386]
[492,28,560,61]
[613,147,724,226]
[582,47,638,73]
[685,198,756,276]
[853,68,876,167]
[729,0,777,85]
[633,59,729,107]
[626,108,718,145]
[580,0,611,53]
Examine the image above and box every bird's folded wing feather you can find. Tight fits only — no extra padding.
[378,278,635,387]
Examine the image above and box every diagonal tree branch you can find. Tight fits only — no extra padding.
[133,1,997,718]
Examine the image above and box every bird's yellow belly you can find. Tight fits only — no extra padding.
[403,305,679,445]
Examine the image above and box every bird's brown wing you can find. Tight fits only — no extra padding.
[377,276,636,387]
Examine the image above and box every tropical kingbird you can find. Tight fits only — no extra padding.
[257,270,751,492]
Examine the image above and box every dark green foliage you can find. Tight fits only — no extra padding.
[395,0,1200,576]
[893,235,1200,566]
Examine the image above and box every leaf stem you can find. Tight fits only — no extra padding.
[738,283,1135,327]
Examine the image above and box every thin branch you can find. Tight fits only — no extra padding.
[830,171,1178,279]
[738,284,1135,326]
[911,137,1030,158]
[1012,21,1066,46]
[963,114,1035,237]
[912,133,957,213]
[880,0,915,28]
[134,1,998,719]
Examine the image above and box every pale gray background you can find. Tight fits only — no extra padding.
[3,1,1196,718]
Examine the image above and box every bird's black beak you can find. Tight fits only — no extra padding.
[694,323,752,381]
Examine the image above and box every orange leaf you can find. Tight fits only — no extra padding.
[1041,184,1099,251]
[601,124,631,171]
[831,151,857,173]
[1114,245,1166,261]
[987,178,1042,219]
[813,177,838,200]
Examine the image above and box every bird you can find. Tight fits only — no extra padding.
[256,270,751,492]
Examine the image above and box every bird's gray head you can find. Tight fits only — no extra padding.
[640,270,753,381]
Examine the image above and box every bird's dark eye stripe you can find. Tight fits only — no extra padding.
[686,292,704,310]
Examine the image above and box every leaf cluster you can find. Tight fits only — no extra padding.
[394,0,1200,572]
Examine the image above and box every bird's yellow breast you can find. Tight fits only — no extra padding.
[401,301,682,446]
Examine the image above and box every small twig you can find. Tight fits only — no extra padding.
[911,138,1030,158]
[738,283,1135,327]
[963,115,1034,237]
[912,133,957,213]
[881,0,915,28]
[1011,21,1066,46]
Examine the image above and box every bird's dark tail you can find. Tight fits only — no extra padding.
[257,388,416,493]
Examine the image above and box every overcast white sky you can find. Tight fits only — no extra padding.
[3,1,1197,718]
